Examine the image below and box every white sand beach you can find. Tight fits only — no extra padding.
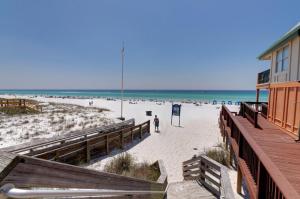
[0,95,239,184]
[0,95,243,199]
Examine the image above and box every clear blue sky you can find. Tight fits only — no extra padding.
[0,0,299,90]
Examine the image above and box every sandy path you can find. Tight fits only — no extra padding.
[1,95,239,183]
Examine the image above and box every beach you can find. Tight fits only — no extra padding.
[0,94,239,183]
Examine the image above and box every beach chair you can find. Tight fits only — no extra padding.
[221,101,226,105]
[228,101,232,105]
[235,101,241,105]
[212,100,217,105]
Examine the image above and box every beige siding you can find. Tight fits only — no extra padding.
[270,36,300,83]
[298,37,300,80]
[290,36,300,81]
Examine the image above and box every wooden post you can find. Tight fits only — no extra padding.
[229,146,233,166]
[106,135,109,155]
[257,161,268,199]
[139,125,142,139]
[131,127,134,142]
[256,89,260,103]
[147,120,150,133]
[120,130,124,149]
[254,111,258,128]
[256,161,261,198]
[200,158,205,182]
[225,135,228,150]
[55,150,60,162]
[86,140,90,163]
[237,165,242,194]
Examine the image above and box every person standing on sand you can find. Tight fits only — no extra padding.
[153,115,159,132]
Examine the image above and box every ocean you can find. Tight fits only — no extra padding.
[0,90,268,102]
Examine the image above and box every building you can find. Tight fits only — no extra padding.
[220,22,300,199]
[257,22,300,136]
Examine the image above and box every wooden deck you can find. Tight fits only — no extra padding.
[220,105,300,199]
[0,151,167,199]
[0,120,167,199]
[237,115,300,197]
[2,119,149,165]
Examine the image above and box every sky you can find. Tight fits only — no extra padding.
[0,0,299,90]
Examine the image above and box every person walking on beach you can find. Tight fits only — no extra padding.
[154,115,159,132]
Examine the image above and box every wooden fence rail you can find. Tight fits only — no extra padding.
[219,105,295,199]
[0,151,167,199]
[6,120,150,165]
[182,155,234,199]
[0,120,167,199]
[240,102,259,128]
[3,119,136,154]
[0,98,42,112]
[239,102,268,128]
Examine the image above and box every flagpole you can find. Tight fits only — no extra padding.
[120,42,125,120]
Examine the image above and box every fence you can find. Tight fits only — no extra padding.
[0,152,167,199]
[182,155,234,198]
[0,98,42,112]
[6,120,150,165]
[220,105,291,199]
[239,102,268,128]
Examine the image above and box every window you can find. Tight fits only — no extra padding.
[275,46,289,73]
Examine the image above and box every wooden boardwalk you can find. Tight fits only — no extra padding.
[2,119,150,166]
[167,181,216,199]
[2,119,135,154]
[0,151,167,199]
[0,120,168,199]
[220,105,300,198]
[236,115,300,197]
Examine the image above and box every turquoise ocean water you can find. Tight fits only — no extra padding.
[0,90,268,102]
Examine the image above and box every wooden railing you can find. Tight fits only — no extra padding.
[220,105,289,199]
[182,155,234,199]
[261,103,268,118]
[15,121,151,164]
[4,119,136,154]
[240,102,268,128]
[240,102,259,128]
[0,151,167,199]
[0,98,42,112]
[257,69,270,85]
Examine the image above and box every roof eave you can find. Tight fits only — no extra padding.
[257,29,300,60]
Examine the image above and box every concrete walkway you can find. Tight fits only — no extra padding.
[167,181,216,199]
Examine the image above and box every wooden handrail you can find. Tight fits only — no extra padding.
[0,98,42,112]
[0,151,167,199]
[4,119,136,153]
[0,184,165,199]
[240,102,259,128]
[182,155,234,198]
[8,121,151,165]
[221,105,300,199]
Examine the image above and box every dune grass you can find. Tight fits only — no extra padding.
[0,107,38,115]
[104,153,160,181]
[203,143,230,167]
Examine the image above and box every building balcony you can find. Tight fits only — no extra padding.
[257,69,270,89]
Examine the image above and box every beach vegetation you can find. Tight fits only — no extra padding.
[0,107,38,115]
[104,153,160,181]
[203,143,230,167]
